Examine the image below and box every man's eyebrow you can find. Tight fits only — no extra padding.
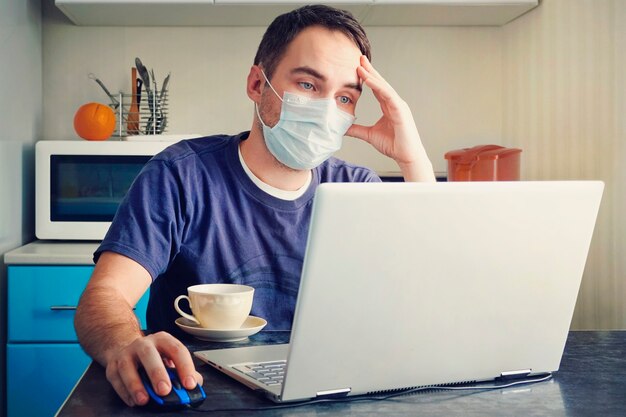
[291,66,326,81]
[346,82,362,93]
[291,66,362,93]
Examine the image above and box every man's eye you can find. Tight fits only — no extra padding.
[338,96,352,105]
[299,82,314,90]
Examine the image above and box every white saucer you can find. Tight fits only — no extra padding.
[175,316,267,342]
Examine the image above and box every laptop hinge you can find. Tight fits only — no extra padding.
[498,369,532,381]
[315,388,351,399]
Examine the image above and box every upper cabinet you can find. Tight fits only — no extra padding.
[55,0,539,27]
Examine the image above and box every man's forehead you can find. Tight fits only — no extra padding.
[287,26,360,56]
[278,26,362,81]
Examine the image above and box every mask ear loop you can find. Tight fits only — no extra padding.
[260,69,283,102]
[255,103,268,128]
[255,68,283,128]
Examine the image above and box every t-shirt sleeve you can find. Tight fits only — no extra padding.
[94,159,185,280]
[364,171,382,182]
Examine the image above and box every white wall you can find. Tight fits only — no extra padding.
[0,0,42,413]
[41,1,502,175]
[502,0,626,329]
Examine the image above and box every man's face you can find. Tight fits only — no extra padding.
[257,26,363,129]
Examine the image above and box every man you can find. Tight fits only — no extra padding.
[75,4,435,408]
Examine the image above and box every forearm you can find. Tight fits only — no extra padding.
[398,142,436,183]
[75,284,144,367]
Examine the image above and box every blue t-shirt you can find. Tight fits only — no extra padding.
[95,132,381,337]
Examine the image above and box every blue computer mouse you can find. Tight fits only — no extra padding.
[138,367,206,408]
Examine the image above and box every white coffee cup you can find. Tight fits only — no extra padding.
[174,284,254,330]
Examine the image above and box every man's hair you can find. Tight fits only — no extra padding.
[253,5,371,80]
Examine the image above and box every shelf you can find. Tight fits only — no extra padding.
[55,0,539,27]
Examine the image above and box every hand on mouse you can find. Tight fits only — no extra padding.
[103,332,203,407]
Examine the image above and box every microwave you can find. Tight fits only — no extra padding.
[36,140,175,240]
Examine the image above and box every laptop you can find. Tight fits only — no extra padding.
[194,181,604,403]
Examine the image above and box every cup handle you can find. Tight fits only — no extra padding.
[174,295,200,325]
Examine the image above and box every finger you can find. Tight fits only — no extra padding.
[136,338,173,397]
[360,55,384,80]
[358,56,400,103]
[345,123,373,143]
[357,66,396,98]
[193,370,204,387]
[360,56,397,98]
[359,69,406,121]
[153,332,200,390]
[358,67,396,103]
[106,363,136,407]
[114,356,151,406]
[119,361,152,406]
[161,357,202,386]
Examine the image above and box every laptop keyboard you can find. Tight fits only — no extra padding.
[232,360,287,387]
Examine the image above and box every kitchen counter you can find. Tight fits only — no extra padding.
[56,331,626,416]
[4,240,99,265]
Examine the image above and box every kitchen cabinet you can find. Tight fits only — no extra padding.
[55,0,539,27]
[364,0,539,26]
[5,242,149,417]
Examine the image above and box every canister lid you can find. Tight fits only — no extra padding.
[444,145,521,164]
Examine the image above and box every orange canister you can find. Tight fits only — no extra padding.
[445,145,522,181]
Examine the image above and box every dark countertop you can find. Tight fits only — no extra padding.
[56,331,626,417]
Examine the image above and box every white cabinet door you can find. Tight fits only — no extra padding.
[364,0,538,26]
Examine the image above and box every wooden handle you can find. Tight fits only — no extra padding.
[127,67,140,134]
[131,67,137,96]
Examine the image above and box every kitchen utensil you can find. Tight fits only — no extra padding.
[148,68,165,135]
[88,73,119,109]
[151,69,166,134]
[136,77,143,108]
[160,72,170,102]
[126,68,140,135]
[134,58,151,93]
[155,72,170,134]
[157,115,168,134]
[150,69,157,91]
[136,58,155,134]
[145,103,155,134]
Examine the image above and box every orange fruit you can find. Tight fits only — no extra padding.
[73,102,116,141]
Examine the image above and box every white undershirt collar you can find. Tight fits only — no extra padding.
[238,144,312,201]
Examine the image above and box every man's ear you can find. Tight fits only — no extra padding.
[246,65,264,103]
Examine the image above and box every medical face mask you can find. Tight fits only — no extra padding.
[256,71,356,170]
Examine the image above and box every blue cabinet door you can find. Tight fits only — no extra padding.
[7,344,92,417]
[8,266,94,342]
[6,265,151,417]
[8,265,150,342]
